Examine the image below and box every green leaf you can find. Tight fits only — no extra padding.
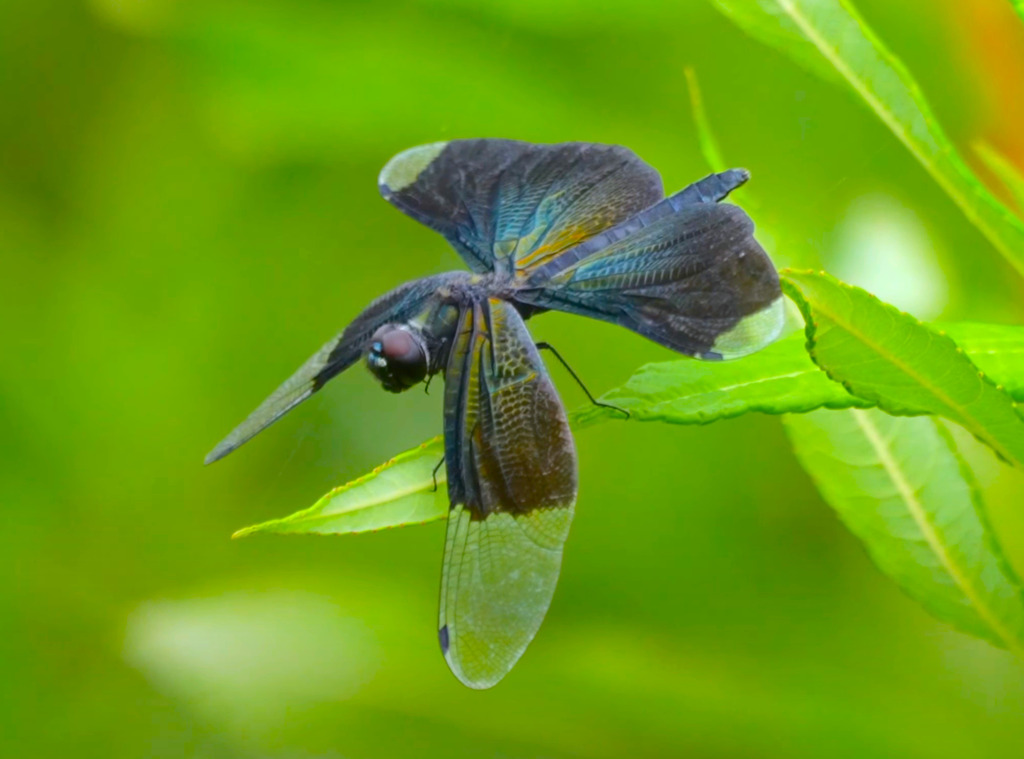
[785,408,1024,655]
[973,141,1024,216]
[233,436,447,537]
[570,331,871,429]
[240,318,1024,537]
[576,320,1024,431]
[684,66,728,175]
[712,0,1024,278]
[710,0,843,84]
[942,322,1024,402]
[783,270,1024,469]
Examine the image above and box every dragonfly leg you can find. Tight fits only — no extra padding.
[431,456,444,493]
[424,335,450,395]
[535,341,630,419]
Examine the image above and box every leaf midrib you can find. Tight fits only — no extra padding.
[774,0,1024,271]
[637,369,818,413]
[236,478,447,536]
[295,479,445,523]
[804,288,1018,466]
[849,409,1024,656]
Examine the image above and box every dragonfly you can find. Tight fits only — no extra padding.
[205,139,783,689]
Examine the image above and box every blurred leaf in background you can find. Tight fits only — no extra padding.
[3,0,1024,757]
[712,0,1024,274]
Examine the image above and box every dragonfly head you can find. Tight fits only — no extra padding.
[366,323,429,393]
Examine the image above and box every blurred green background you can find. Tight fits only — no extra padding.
[4,0,1024,756]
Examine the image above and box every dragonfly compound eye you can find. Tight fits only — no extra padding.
[366,324,428,392]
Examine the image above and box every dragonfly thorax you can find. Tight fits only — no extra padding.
[366,324,429,393]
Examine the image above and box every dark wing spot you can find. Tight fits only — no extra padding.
[438,624,450,654]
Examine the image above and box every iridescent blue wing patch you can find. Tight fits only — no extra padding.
[439,298,577,688]
[517,195,783,361]
[379,139,663,276]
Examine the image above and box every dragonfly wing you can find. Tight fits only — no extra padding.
[205,275,449,464]
[439,298,577,688]
[379,139,663,276]
[518,200,783,360]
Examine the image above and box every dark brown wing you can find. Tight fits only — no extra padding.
[517,200,783,360]
[379,139,663,276]
[439,298,577,688]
